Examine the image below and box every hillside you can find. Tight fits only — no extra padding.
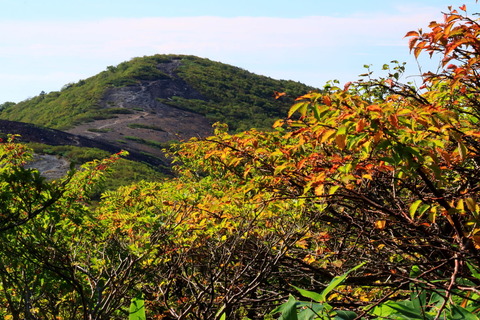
[0,55,315,161]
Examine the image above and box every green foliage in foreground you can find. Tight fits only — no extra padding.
[273,264,480,320]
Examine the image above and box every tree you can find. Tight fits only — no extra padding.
[171,3,480,316]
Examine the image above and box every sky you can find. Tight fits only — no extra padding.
[0,0,478,103]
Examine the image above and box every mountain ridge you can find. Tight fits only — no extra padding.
[0,54,316,166]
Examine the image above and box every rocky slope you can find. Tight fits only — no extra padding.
[0,119,167,168]
[0,55,315,170]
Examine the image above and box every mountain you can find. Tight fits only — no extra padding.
[0,54,316,165]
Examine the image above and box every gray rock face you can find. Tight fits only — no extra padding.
[67,60,213,160]
[25,154,70,180]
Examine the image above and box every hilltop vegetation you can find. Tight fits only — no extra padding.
[0,55,314,132]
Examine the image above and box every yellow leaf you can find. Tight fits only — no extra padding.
[456,199,465,213]
[296,239,309,249]
[303,254,316,264]
[332,259,343,268]
[320,129,337,143]
[465,198,477,212]
[314,184,325,196]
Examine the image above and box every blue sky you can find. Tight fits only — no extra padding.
[0,0,476,102]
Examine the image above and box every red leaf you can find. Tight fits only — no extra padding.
[459,4,467,11]
[343,81,352,91]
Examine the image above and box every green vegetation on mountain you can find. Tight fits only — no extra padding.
[167,56,315,131]
[0,56,171,129]
[0,55,314,132]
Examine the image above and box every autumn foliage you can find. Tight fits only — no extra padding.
[0,3,480,320]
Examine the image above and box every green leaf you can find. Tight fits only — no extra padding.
[384,301,425,319]
[409,200,422,219]
[466,261,480,280]
[297,302,326,320]
[288,102,309,118]
[318,262,365,303]
[271,295,299,320]
[449,304,479,320]
[129,295,146,320]
[292,286,323,302]
[333,310,358,320]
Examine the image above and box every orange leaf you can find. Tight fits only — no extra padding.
[323,95,332,106]
[404,30,419,38]
[314,184,325,196]
[273,91,286,99]
[459,4,467,11]
[388,114,399,128]
[374,220,387,229]
[355,118,366,132]
[335,134,346,150]
[373,130,383,143]
[366,104,382,113]
[408,37,418,51]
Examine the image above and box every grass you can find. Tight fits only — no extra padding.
[127,123,165,131]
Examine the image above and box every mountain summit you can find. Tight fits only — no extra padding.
[0,54,315,162]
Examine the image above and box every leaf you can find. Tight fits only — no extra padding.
[366,104,382,113]
[314,184,325,196]
[355,119,366,132]
[382,301,424,319]
[374,220,386,230]
[334,310,358,320]
[343,82,352,91]
[317,262,366,302]
[465,198,477,212]
[404,30,420,38]
[458,141,468,160]
[335,134,347,150]
[129,295,146,320]
[271,295,299,320]
[274,91,287,99]
[323,95,332,106]
[292,286,323,302]
[449,305,479,320]
[466,262,480,280]
[409,200,422,219]
[288,102,309,118]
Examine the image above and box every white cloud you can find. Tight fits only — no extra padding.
[0,7,446,102]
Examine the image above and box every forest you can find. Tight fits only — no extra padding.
[1,4,480,320]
